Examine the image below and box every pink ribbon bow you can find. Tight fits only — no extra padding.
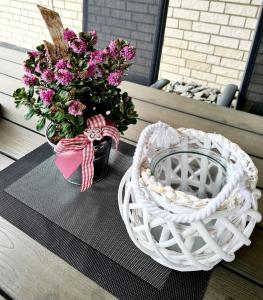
[54,114,120,192]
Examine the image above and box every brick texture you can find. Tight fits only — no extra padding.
[0,0,261,91]
[0,0,83,49]
[86,0,160,83]
[159,0,261,91]
[0,0,161,84]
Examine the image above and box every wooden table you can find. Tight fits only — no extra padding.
[0,45,263,299]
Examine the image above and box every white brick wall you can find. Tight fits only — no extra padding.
[0,0,83,50]
[159,0,261,90]
[0,0,261,92]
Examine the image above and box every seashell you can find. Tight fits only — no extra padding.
[146,168,151,176]
[149,176,156,184]
[164,192,175,199]
[164,186,174,194]
[148,184,164,194]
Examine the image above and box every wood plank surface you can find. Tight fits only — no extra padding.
[222,229,263,286]
[0,45,27,64]
[0,58,23,79]
[258,193,263,227]
[1,75,263,159]
[0,115,262,286]
[0,74,20,96]
[204,266,263,300]
[1,55,263,137]
[0,92,44,134]
[132,99,263,159]
[0,154,14,171]
[2,78,263,159]
[0,216,116,300]
[1,49,263,299]
[0,119,45,159]
[121,81,263,136]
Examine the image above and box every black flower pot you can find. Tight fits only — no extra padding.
[67,137,112,185]
[46,124,112,186]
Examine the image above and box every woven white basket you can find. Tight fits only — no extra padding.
[118,122,262,271]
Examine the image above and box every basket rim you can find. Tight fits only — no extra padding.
[131,122,257,223]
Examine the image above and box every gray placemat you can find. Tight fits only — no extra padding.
[5,150,171,289]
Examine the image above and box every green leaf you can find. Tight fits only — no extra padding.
[79,87,90,93]
[79,31,90,41]
[24,108,35,120]
[36,117,46,131]
[61,122,71,134]
[122,92,128,98]
[47,123,56,138]
[120,102,125,114]
[14,100,22,108]
[54,111,65,122]
[58,90,69,100]
[25,59,35,68]
[128,118,137,125]
[14,98,26,108]
[13,87,27,99]
[40,107,50,114]
[117,125,128,133]
[65,131,75,138]
[63,85,74,91]
[74,116,84,126]
[28,86,34,99]
[36,44,45,52]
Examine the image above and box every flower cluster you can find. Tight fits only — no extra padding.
[13,28,138,141]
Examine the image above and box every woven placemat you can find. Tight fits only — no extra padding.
[0,142,211,299]
[5,150,171,289]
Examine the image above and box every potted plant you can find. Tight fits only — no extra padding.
[13,28,138,191]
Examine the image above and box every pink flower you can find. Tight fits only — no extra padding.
[108,40,118,58]
[89,30,97,45]
[22,74,38,86]
[41,69,55,83]
[27,50,39,59]
[70,38,87,54]
[102,48,109,56]
[68,101,84,116]
[90,50,105,63]
[86,63,96,78]
[108,40,117,52]
[66,60,72,69]
[35,63,42,74]
[39,89,55,106]
[121,45,136,61]
[55,59,68,70]
[64,28,77,42]
[55,69,74,85]
[107,70,123,86]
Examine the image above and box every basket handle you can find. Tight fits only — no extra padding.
[131,122,260,223]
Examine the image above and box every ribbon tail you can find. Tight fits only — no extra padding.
[55,150,83,179]
[81,143,95,192]
[102,126,120,150]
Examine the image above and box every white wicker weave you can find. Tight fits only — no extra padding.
[118,122,262,271]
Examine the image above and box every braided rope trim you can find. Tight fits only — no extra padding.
[131,122,259,223]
